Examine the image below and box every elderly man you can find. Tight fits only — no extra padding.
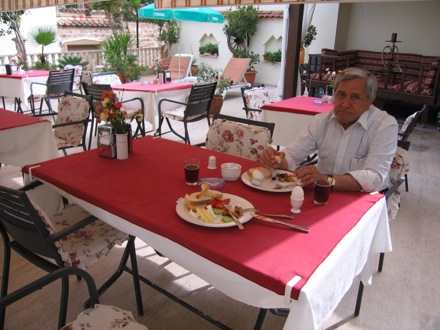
[260,67,398,192]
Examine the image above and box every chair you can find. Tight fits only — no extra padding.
[0,267,148,330]
[396,105,425,191]
[378,140,411,272]
[90,71,122,86]
[220,57,251,98]
[50,91,93,156]
[29,69,75,115]
[0,182,144,329]
[64,64,84,94]
[82,83,146,144]
[157,82,217,145]
[168,54,193,81]
[205,114,275,162]
[240,84,271,120]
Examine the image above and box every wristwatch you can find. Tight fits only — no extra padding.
[327,175,336,190]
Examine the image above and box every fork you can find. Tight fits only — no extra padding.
[224,205,245,230]
[241,208,294,220]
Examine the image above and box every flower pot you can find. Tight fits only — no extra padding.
[263,55,270,61]
[115,133,129,160]
[244,71,257,85]
[209,96,223,117]
[190,65,199,76]
[299,46,305,64]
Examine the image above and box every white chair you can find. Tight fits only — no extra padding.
[241,84,272,120]
[64,64,84,94]
[90,71,122,86]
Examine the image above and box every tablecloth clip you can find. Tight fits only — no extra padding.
[284,275,302,305]
[28,165,41,181]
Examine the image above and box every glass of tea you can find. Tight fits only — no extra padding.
[184,158,200,185]
[314,176,332,205]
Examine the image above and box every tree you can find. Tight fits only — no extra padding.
[158,21,180,60]
[91,0,142,30]
[223,6,259,53]
[0,11,29,69]
[27,25,57,65]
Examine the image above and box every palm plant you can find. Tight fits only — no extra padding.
[27,25,57,64]
[57,56,89,70]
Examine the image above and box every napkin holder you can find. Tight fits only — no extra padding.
[97,125,116,158]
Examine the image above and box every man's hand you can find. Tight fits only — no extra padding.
[293,165,321,187]
[260,147,288,169]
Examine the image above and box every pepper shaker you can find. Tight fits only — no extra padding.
[208,155,217,169]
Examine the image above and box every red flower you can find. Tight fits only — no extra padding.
[114,102,122,109]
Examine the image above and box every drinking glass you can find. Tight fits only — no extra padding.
[184,158,200,185]
[314,176,331,205]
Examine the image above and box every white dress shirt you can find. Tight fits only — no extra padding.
[283,105,398,192]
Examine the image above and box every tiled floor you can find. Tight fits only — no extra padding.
[1,84,440,330]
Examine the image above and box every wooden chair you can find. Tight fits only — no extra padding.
[240,84,271,120]
[221,57,251,98]
[168,54,193,81]
[205,114,275,161]
[29,69,75,115]
[0,182,144,329]
[157,82,217,145]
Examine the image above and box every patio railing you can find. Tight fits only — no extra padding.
[0,47,161,73]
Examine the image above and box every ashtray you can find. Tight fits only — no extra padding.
[314,99,326,105]
[198,178,225,192]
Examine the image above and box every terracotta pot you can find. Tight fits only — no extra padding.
[209,96,223,117]
[299,47,305,64]
[244,71,257,85]
[191,65,199,76]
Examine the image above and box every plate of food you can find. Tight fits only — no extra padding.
[176,183,254,228]
[241,167,303,192]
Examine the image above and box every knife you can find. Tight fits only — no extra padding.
[253,214,310,233]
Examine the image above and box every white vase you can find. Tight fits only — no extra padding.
[115,133,129,160]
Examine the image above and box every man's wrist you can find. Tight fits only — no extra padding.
[327,174,336,190]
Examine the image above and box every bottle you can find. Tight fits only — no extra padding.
[303,87,309,97]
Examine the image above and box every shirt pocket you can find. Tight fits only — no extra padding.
[349,155,366,171]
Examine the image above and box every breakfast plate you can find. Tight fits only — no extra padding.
[241,169,303,193]
[176,193,254,228]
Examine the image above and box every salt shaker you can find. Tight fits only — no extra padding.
[208,155,217,169]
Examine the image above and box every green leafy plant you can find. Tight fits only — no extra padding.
[158,20,180,60]
[102,30,146,82]
[57,55,89,70]
[216,76,232,96]
[302,25,317,48]
[232,49,260,71]
[27,25,57,64]
[199,42,219,55]
[267,49,282,64]
[223,6,259,53]
[196,63,230,96]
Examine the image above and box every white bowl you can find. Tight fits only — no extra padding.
[221,163,242,181]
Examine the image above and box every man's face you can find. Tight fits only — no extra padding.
[333,78,374,128]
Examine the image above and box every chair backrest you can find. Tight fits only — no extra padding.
[241,84,271,120]
[90,71,122,86]
[205,114,275,161]
[0,185,65,267]
[46,69,75,96]
[398,105,426,141]
[184,82,217,119]
[169,54,193,81]
[54,92,92,148]
[82,83,112,113]
[221,57,251,85]
[64,64,83,91]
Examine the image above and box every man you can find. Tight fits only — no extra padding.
[260,67,398,192]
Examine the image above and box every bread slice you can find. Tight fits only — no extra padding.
[247,167,272,179]
[184,192,215,211]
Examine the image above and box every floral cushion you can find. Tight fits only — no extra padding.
[92,74,122,86]
[205,119,272,162]
[387,147,410,220]
[243,87,271,121]
[32,202,128,269]
[54,96,90,148]
[60,304,148,330]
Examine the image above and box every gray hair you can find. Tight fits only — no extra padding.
[334,67,377,101]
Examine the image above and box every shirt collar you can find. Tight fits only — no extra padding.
[327,107,371,130]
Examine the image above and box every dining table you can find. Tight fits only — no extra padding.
[28,136,391,330]
[0,70,49,113]
[0,109,58,167]
[260,96,333,147]
[112,81,193,132]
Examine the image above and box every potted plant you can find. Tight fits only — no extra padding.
[263,51,271,61]
[199,42,219,56]
[223,6,259,53]
[102,31,146,82]
[190,57,199,76]
[268,49,282,64]
[300,24,317,64]
[158,21,180,60]
[57,55,89,70]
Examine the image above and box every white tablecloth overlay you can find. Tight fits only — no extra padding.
[38,179,391,330]
[0,75,47,111]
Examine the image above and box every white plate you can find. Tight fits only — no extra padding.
[241,169,303,193]
[176,193,254,228]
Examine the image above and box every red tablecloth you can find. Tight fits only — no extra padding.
[0,70,49,80]
[261,96,333,115]
[112,81,193,93]
[0,109,47,130]
[30,137,383,300]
